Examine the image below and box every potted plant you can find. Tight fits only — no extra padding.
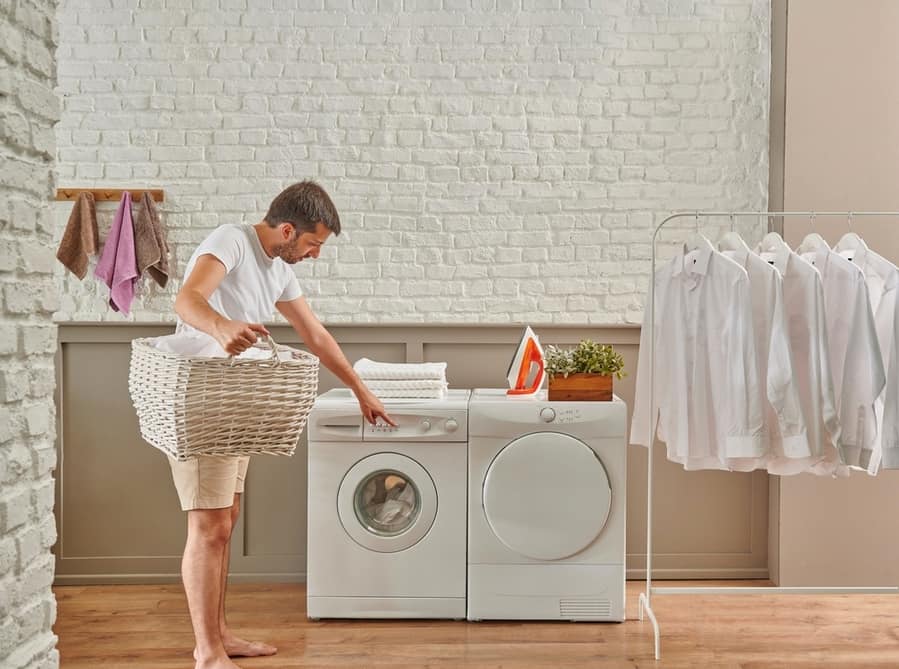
[544,339,626,401]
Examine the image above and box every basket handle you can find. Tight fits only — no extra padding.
[228,334,282,366]
[263,335,281,365]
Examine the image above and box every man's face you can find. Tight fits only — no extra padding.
[275,222,332,264]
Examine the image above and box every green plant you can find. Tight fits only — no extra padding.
[544,340,626,380]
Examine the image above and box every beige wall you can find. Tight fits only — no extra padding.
[777,0,899,585]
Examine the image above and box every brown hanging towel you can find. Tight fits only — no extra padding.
[132,191,170,288]
[56,192,99,279]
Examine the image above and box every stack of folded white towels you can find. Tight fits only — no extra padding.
[353,358,448,399]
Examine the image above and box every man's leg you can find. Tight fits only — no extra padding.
[183,507,242,669]
[216,493,276,657]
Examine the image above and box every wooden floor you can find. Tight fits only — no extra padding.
[54,580,899,668]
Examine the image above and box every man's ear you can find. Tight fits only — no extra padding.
[279,223,295,241]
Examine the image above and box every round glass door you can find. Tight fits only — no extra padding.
[338,453,437,553]
[483,432,612,561]
[354,470,421,537]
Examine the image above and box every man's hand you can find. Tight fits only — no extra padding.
[356,385,397,426]
[212,318,270,356]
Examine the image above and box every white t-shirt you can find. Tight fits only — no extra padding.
[177,224,302,333]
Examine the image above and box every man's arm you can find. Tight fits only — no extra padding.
[175,254,269,355]
[276,296,395,426]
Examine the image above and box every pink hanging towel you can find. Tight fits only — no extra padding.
[95,192,138,314]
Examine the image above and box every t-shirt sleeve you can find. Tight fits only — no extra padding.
[278,271,302,303]
[194,225,244,273]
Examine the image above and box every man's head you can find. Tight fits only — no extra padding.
[264,181,341,264]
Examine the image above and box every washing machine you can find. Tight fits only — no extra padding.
[306,388,469,619]
[467,388,626,621]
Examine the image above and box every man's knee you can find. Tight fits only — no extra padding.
[188,508,233,546]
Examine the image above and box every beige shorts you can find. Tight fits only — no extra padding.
[167,455,250,511]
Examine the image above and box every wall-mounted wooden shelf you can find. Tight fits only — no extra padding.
[56,188,165,202]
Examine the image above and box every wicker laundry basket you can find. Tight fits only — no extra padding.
[129,335,319,461]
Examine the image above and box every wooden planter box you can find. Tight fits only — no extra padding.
[547,373,613,401]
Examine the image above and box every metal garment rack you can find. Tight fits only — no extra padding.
[637,210,899,661]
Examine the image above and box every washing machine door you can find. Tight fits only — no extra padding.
[483,432,612,561]
[338,452,438,553]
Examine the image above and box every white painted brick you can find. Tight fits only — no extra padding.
[0,490,30,534]
[0,537,15,580]
[50,0,769,329]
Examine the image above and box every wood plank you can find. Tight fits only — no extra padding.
[53,581,899,667]
[55,188,165,202]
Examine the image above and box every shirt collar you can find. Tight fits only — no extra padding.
[672,244,713,277]
[864,245,899,294]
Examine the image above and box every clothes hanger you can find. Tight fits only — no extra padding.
[755,225,793,269]
[718,215,752,255]
[796,213,830,254]
[833,212,867,261]
[685,232,715,252]
[758,230,791,253]
[681,212,715,266]
[719,232,752,254]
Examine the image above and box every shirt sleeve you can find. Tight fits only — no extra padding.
[840,275,886,469]
[766,271,811,458]
[278,271,302,303]
[194,225,244,273]
[630,275,663,448]
[880,290,899,468]
[810,273,841,457]
[724,272,767,459]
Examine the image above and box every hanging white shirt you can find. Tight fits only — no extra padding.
[720,248,810,472]
[800,244,885,471]
[631,243,766,470]
[833,235,899,472]
[757,241,842,476]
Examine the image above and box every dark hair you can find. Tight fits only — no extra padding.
[264,181,341,236]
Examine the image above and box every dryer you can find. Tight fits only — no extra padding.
[467,388,626,621]
[306,389,469,619]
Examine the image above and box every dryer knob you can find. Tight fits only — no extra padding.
[421,420,432,432]
[444,418,459,432]
[540,407,556,423]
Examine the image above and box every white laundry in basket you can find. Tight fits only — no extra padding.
[149,331,291,361]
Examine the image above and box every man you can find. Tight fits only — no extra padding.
[173,181,395,669]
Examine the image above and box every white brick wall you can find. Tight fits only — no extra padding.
[1,1,60,667]
[55,0,770,325]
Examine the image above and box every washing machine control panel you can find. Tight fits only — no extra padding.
[543,406,584,424]
[364,410,468,442]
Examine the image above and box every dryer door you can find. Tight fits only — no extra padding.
[483,432,612,561]
[338,452,438,553]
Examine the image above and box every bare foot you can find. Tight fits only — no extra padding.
[194,634,277,659]
[195,656,242,669]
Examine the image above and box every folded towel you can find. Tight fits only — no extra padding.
[56,192,99,279]
[133,192,170,288]
[95,192,138,314]
[366,380,449,392]
[372,387,448,400]
[354,358,447,381]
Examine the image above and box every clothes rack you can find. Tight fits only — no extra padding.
[638,210,899,660]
